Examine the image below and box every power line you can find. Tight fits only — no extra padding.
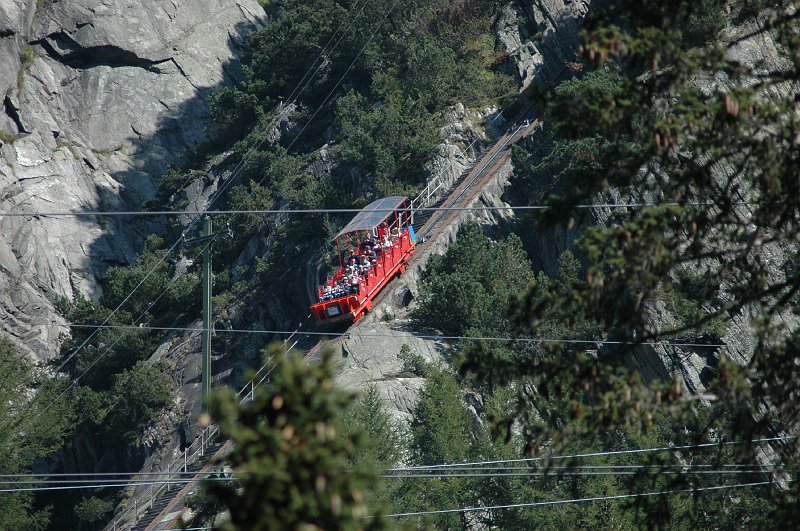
[388,436,796,471]
[382,480,784,518]
[0,471,228,479]
[0,201,756,217]
[0,477,233,493]
[0,470,778,492]
[61,322,726,349]
[1,463,777,482]
[383,470,784,478]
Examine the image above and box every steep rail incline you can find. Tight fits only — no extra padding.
[366,112,540,314]
[113,90,548,531]
[105,331,311,531]
[415,117,537,244]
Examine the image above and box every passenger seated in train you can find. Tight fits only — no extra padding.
[359,255,370,278]
[350,272,360,294]
[347,256,358,274]
[382,235,392,250]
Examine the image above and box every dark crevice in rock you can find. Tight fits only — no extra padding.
[0,29,15,38]
[33,31,172,73]
[167,57,198,87]
[533,0,560,31]
[3,96,27,134]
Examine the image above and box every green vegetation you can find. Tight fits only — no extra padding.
[183,488,226,528]
[18,46,36,89]
[206,0,514,197]
[206,344,387,529]
[31,0,800,528]
[340,385,405,513]
[463,0,800,525]
[0,129,15,144]
[413,222,534,336]
[74,496,114,526]
[396,368,481,529]
[0,337,74,530]
[57,235,198,388]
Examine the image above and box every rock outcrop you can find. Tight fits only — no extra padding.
[496,0,591,91]
[0,0,266,361]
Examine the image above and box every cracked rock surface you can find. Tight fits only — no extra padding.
[0,0,265,361]
[336,321,445,423]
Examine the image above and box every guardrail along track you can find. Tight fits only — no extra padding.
[112,69,565,531]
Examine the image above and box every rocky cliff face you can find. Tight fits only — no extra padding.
[0,0,265,361]
[337,0,593,419]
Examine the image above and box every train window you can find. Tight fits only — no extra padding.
[325,305,342,317]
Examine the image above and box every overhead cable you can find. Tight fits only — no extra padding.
[0,201,756,217]
[382,480,784,518]
[60,323,726,349]
[388,436,796,471]
[1,463,778,482]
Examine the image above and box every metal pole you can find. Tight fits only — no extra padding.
[202,216,212,412]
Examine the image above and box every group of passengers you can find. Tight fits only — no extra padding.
[318,222,405,302]
[320,274,360,300]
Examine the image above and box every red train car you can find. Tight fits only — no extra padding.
[311,196,416,326]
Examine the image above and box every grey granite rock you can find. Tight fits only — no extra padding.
[0,0,266,361]
[336,321,445,423]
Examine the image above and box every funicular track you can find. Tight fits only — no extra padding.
[365,108,542,313]
[105,327,317,531]
[112,74,559,531]
[415,115,538,246]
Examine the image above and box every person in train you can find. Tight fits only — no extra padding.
[359,255,370,278]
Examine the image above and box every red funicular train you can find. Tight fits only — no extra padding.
[311,196,416,326]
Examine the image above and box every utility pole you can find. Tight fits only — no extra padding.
[182,216,222,413]
[201,216,212,411]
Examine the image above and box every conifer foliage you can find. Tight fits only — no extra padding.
[207,344,386,530]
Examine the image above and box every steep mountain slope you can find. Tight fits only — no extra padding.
[0,0,265,361]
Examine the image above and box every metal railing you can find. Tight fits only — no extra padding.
[106,329,304,531]
[409,111,504,226]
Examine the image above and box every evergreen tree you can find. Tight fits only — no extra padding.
[412,222,534,336]
[206,344,386,530]
[339,385,405,514]
[396,368,480,529]
[0,337,74,530]
[462,0,800,524]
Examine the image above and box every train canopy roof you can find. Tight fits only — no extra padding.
[333,196,407,241]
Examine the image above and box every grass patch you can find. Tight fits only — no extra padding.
[18,46,37,89]
[0,130,15,144]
